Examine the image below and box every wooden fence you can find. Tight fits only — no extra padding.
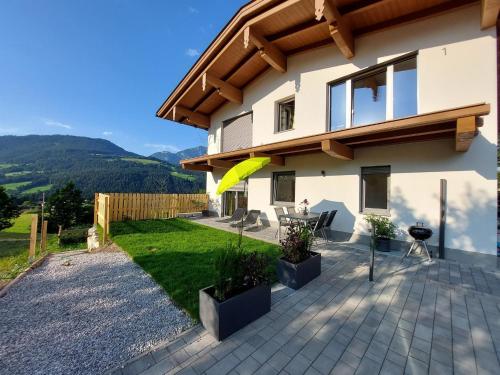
[94,193,209,242]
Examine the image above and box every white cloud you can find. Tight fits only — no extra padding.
[186,48,200,57]
[188,6,199,13]
[43,118,72,129]
[144,143,180,153]
[102,131,112,136]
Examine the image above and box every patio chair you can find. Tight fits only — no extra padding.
[231,210,261,230]
[286,206,297,215]
[310,211,329,243]
[274,207,292,238]
[216,208,245,223]
[322,210,337,242]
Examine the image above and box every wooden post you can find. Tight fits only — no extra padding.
[29,214,38,262]
[369,222,375,282]
[103,195,110,243]
[41,220,48,253]
[94,193,99,225]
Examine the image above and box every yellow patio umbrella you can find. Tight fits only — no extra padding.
[216,157,271,195]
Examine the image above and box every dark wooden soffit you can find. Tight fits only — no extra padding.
[157,0,484,129]
[180,103,490,171]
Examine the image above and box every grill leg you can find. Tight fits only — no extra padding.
[422,241,432,262]
[405,241,416,258]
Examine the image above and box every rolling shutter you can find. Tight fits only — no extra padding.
[222,112,252,153]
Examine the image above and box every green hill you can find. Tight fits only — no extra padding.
[0,135,205,200]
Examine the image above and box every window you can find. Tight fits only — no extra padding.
[393,58,417,119]
[330,82,346,130]
[352,70,387,126]
[328,53,418,130]
[272,171,295,204]
[277,98,294,132]
[361,166,390,214]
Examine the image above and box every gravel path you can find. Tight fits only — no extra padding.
[0,250,193,375]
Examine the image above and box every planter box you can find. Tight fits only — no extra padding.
[277,251,321,290]
[199,283,271,341]
[376,238,392,252]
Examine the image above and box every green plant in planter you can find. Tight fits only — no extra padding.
[213,242,271,301]
[364,214,397,240]
[280,223,313,264]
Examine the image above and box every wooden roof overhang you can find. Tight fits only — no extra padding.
[156,0,498,129]
[180,103,490,171]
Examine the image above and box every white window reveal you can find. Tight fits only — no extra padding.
[360,166,390,215]
[329,53,417,131]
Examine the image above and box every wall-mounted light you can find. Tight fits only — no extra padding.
[321,170,326,177]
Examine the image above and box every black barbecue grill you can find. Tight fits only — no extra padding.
[405,222,433,261]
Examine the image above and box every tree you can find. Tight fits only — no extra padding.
[0,186,19,231]
[47,182,85,229]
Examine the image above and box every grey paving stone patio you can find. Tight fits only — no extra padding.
[107,218,500,375]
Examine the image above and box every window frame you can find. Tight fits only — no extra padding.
[327,51,418,132]
[271,171,296,206]
[276,96,295,133]
[359,166,391,216]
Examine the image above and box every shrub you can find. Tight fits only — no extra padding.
[280,223,313,264]
[0,186,19,231]
[59,227,88,245]
[213,242,271,301]
[364,214,397,240]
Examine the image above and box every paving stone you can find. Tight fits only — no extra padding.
[123,353,155,375]
[254,363,280,375]
[234,356,261,375]
[380,360,405,375]
[355,356,382,375]
[385,349,407,368]
[330,361,356,375]
[267,350,292,371]
[283,353,311,375]
[140,357,176,375]
[205,353,240,375]
[252,339,282,364]
[404,357,428,375]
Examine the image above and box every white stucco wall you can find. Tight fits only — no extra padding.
[206,4,498,256]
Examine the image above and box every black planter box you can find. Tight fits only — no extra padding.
[376,238,391,252]
[199,283,271,341]
[277,251,321,290]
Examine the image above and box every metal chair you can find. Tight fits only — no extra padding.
[322,210,337,242]
[231,210,261,230]
[310,211,328,243]
[216,207,245,223]
[286,206,297,215]
[275,207,292,238]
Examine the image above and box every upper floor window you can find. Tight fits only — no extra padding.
[277,98,295,132]
[329,54,417,131]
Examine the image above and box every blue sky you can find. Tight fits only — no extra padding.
[0,0,247,156]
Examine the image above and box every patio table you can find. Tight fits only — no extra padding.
[278,212,320,241]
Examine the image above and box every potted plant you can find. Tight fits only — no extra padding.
[199,243,272,341]
[277,223,321,289]
[299,199,310,215]
[364,214,397,252]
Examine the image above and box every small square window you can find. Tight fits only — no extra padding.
[277,98,294,132]
[361,166,390,214]
[272,171,295,204]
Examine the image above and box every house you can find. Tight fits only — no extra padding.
[157,0,499,264]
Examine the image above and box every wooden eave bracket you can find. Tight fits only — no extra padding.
[207,159,235,169]
[315,0,354,59]
[202,72,243,104]
[173,106,210,129]
[321,139,354,160]
[243,26,287,73]
[250,152,285,166]
[455,116,478,152]
[480,0,500,29]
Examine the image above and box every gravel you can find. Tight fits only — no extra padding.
[0,250,193,375]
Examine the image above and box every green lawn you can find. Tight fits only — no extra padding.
[110,219,280,319]
[121,157,161,165]
[0,163,17,170]
[171,172,196,181]
[22,184,53,195]
[4,171,31,177]
[2,181,31,191]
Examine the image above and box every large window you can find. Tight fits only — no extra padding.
[329,54,417,130]
[277,98,295,132]
[272,171,295,204]
[361,166,390,215]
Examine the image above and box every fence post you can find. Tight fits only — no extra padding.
[103,195,110,243]
[28,214,38,262]
[41,220,48,253]
[94,193,99,225]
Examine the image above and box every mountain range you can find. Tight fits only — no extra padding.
[150,146,207,165]
[0,135,207,200]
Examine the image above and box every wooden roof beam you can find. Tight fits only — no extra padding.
[321,140,354,160]
[182,163,213,172]
[202,72,243,104]
[250,151,285,166]
[173,106,210,129]
[315,0,354,59]
[480,0,500,29]
[456,116,477,152]
[244,26,287,73]
[207,159,235,169]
